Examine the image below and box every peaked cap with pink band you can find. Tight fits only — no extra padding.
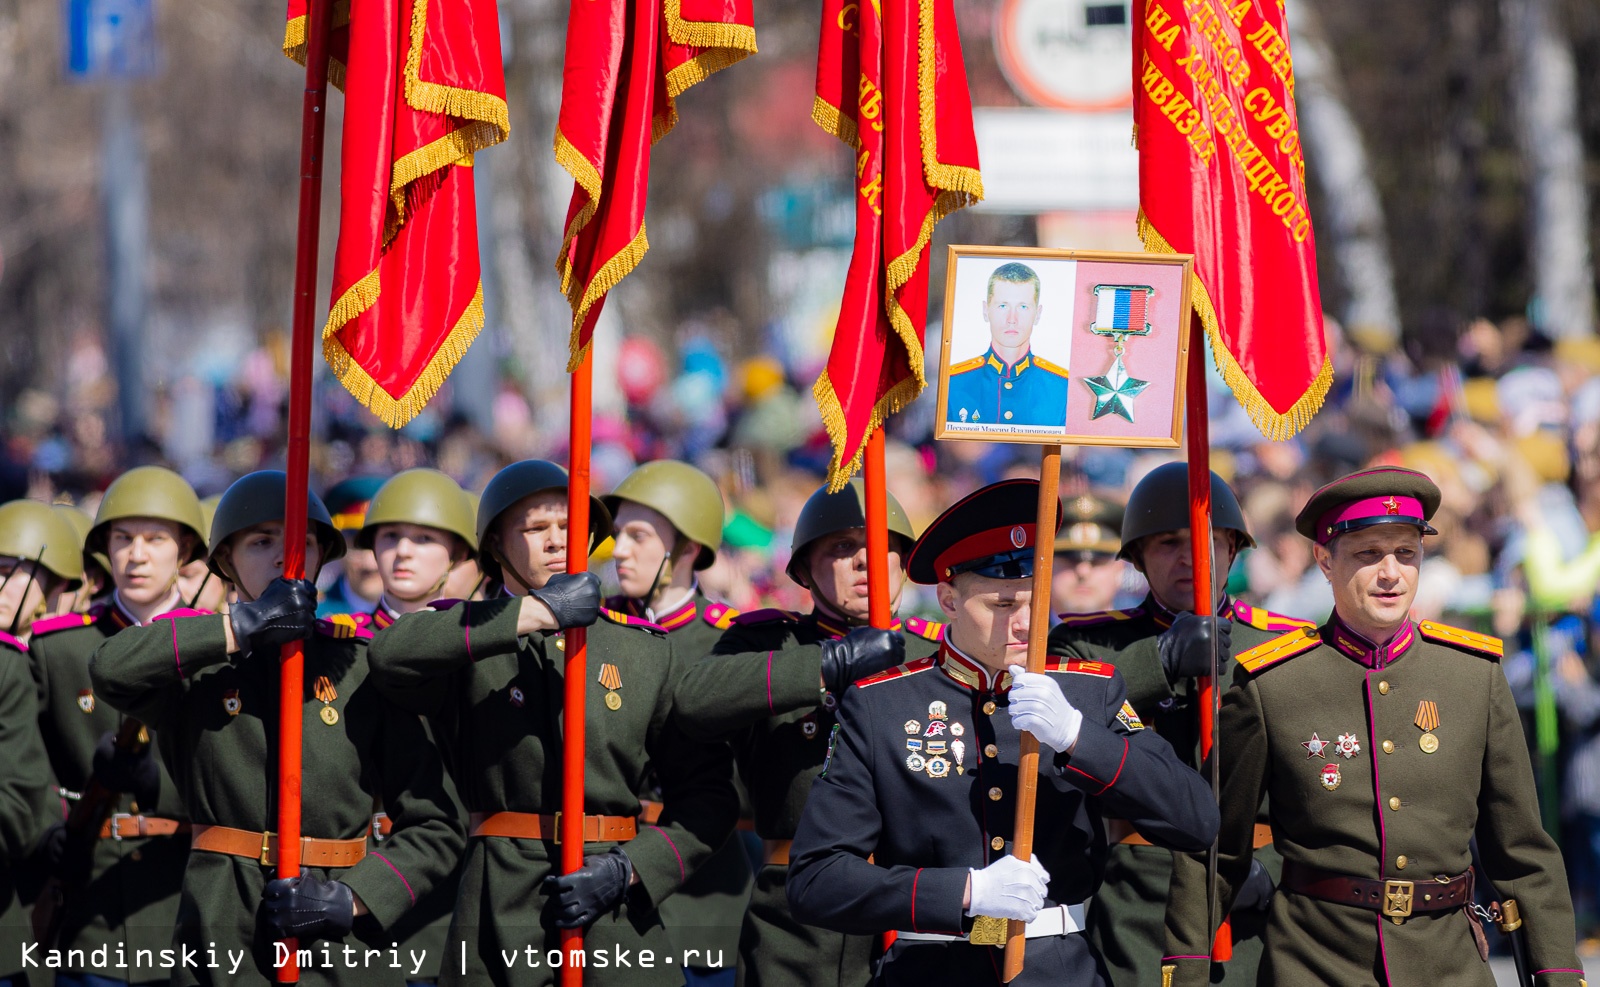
[1294,467,1442,545]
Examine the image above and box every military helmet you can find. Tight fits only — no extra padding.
[198,495,222,547]
[475,461,612,582]
[1117,462,1255,562]
[53,504,107,585]
[0,500,85,585]
[87,466,208,565]
[602,460,723,570]
[786,479,916,584]
[206,471,346,579]
[356,469,478,552]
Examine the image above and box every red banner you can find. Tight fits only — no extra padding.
[556,0,757,369]
[284,0,507,428]
[1134,0,1329,438]
[813,0,982,489]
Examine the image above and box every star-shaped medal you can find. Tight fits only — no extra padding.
[1302,732,1329,758]
[1084,354,1150,422]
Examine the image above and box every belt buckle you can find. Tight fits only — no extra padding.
[259,830,276,867]
[1382,880,1414,920]
[551,811,561,845]
[370,814,387,843]
[968,915,1008,947]
[107,812,132,841]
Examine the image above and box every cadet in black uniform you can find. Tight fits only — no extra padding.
[785,478,1218,987]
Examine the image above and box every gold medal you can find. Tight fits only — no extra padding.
[599,664,623,710]
[320,705,340,725]
[604,691,622,710]
[314,675,339,726]
[1419,732,1438,754]
[1415,700,1440,753]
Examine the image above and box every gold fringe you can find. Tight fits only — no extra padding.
[402,0,512,134]
[564,224,651,372]
[324,267,383,338]
[282,7,350,91]
[1137,209,1333,440]
[811,94,859,150]
[656,46,756,142]
[915,0,983,201]
[662,0,758,52]
[553,129,603,300]
[815,368,925,492]
[388,120,502,227]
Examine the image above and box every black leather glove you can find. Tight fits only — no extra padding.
[262,875,355,941]
[529,571,602,630]
[1232,858,1275,912]
[37,821,93,885]
[92,730,160,808]
[545,847,633,928]
[230,577,318,653]
[1158,613,1231,680]
[819,627,906,693]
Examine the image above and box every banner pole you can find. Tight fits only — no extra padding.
[277,0,334,978]
[864,427,892,630]
[560,344,595,987]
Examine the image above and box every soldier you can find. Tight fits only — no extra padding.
[177,494,229,615]
[88,470,465,986]
[601,460,751,986]
[785,479,1217,986]
[27,467,205,986]
[319,477,386,618]
[1162,467,1586,987]
[672,479,945,986]
[365,460,738,987]
[51,504,107,615]
[0,500,86,639]
[440,492,489,602]
[1050,493,1126,617]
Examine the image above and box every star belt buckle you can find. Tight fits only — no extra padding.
[968,915,1009,947]
[1382,880,1414,920]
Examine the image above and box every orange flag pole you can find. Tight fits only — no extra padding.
[863,426,897,959]
[561,346,595,986]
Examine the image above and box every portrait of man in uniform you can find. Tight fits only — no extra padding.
[944,261,1072,431]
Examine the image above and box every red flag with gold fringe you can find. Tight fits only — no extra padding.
[284,0,507,427]
[1133,0,1329,438]
[813,0,982,490]
[555,0,757,368]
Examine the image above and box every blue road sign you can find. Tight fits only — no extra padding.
[65,0,157,81]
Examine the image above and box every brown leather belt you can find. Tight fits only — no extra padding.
[639,800,663,825]
[100,814,190,840]
[1281,860,1473,921]
[468,811,637,843]
[190,824,367,868]
[763,839,791,866]
[1108,819,1272,849]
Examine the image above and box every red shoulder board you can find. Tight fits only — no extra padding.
[1230,600,1316,633]
[599,608,668,634]
[30,612,95,636]
[425,598,466,612]
[1236,626,1321,674]
[0,630,26,653]
[151,608,215,621]
[1417,621,1503,660]
[900,616,945,642]
[730,608,801,627]
[1042,657,1116,677]
[702,601,740,630]
[1055,607,1144,628]
[854,656,937,689]
[317,614,373,641]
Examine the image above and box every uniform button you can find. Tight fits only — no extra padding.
[1395,855,1407,869]
[984,744,999,758]
[983,701,997,715]
[1378,680,1389,695]
[556,637,566,651]
[988,787,1003,801]
[1004,411,1014,420]
[1004,382,1013,390]
[991,836,1005,851]
[1388,797,1401,811]
[1382,740,1395,754]
[130,849,142,862]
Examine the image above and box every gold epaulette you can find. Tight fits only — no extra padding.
[1417,621,1503,660]
[900,615,945,642]
[1032,355,1070,378]
[854,656,937,689]
[703,601,740,630]
[1230,600,1316,633]
[949,356,985,374]
[1235,626,1321,674]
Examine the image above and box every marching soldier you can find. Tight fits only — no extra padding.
[1050,493,1126,617]
[601,460,752,985]
[365,460,738,987]
[785,479,1217,986]
[178,494,229,614]
[1161,467,1585,987]
[88,470,465,986]
[672,479,945,986]
[0,500,86,638]
[28,467,204,985]
[1049,464,1310,986]
[319,477,386,618]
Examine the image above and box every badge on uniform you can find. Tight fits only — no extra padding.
[928,701,947,721]
[509,686,525,707]
[925,721,948,737]
[802,717,818,739]
[904,719,920,735]
[925,757,951,778]
[77,689,94,713]
[906,738,924,753]
[950,722,965,736]
[952,740,966,775]
[1116,701,1145,732]
[1302,732,1329,758]
[1334,733,1361,759]
[1319,763,1341,790]
[314,675,339,725]
[906,753,926,772]
[599,663,622,710]
[1414,700,1440,754]
[223,689,242,716]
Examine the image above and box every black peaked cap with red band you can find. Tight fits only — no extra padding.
[907,478,1063,585]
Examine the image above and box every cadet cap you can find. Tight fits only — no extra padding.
[1296,467,1440,545]
[907,479,1062,585]
[1055,494,1122,560]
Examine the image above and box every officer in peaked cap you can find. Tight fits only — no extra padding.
[1162,467,1585,987]
[1049,463,1312,986]
[785,479,1216,987]
[1051,494,1126,617]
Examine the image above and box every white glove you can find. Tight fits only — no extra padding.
[966,854,1050,921]
[1007,665,1083,754]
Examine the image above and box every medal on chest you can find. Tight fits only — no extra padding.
[1414,700,1440,754]
[223,689,242,716]
[599,663,622,710]
[1319,763,1342,790]
[314,675,339,725]
[77,689,95,713]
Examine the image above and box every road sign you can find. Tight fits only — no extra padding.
[971,108,1139,214]
[65,0,157,81]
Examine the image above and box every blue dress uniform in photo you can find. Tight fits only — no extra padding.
[784,480,1218,987]
[945,350,1070,428]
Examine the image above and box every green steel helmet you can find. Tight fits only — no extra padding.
[476,461,612,582]
[786,478,916,584]
[88,466,207,565]
[1117,462,1255,563]
[206,471,346,579]
[356,469,478,552]
[0,501,85,585]
[602,460,724,570]
[198,495,222,548]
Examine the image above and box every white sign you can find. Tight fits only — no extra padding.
[971,109,1139,214]
[995,0,1132,110]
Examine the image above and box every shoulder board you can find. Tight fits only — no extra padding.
[0,630,26,653]
[598,608,668,634]
[1236,626,1321,674]
[1230,600,1316,633]
[1032,355,1070,377]
[854,656,938,689]
[1055,607,1144,628]
[1417,621,1503,660]
[900,615,945,642]
[151,608,214,621]
[730,608,801,627]
[949,355,986,374]
[30,612,95,637]
[702,601,740,631]
[1042,657,1116,677]
[316,614,373,641]
[425,598,466,612]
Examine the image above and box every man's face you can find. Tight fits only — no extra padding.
[611,502,677,600]
[1051,554,1124,615]
[341,537,385,602]
[373,522,460,604]
[936,573,1032,669]
[223,522,322,602]
[982,280,1041,354]
[1132,528,1236,611]
[0,556,50,633]
[177,558,228,613]
[1314,525,1422,640]
[802,528,904,621]
[495,491,570,593]
[107,518,188,608]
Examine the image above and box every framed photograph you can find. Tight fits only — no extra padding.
[934,245,1195,447]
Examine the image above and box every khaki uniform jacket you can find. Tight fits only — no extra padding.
[1,633,54,981]
[366,597,739,987]
[89,611,465,986]
[1162,617,1584,987]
